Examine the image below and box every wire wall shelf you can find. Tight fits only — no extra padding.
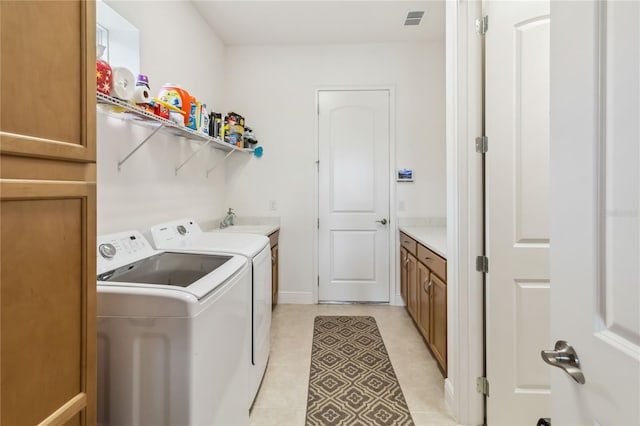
[97,92,253,174]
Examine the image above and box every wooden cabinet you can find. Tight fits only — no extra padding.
[269,230,279,308]
[1,1,96,424]
[399,232,447,375]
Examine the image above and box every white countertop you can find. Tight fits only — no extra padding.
[211,224,280,237]
[398,226,447,258]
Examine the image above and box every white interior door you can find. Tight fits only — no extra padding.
[486,1,551,424]
[549,1,640,424]
[318,90,390,302]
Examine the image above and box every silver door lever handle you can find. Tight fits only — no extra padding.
[376,219,388,225]
[541,340,585,384]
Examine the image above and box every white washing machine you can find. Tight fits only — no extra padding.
[150,219,271,408]
[96,231,251,426]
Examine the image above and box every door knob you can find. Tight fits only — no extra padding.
[541,340,585,384]
[376,218,388,225]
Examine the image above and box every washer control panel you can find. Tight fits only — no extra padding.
[150,218,203,246]
[97,231,156,275]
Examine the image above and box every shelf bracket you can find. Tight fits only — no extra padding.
[118,124,165,171]
[174,139,213,176]
[206,149,237,178]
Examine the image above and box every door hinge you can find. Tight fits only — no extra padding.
[476,255,489,273]
[317,218,319,229]
[475,136,488,153]
[317,276,320,287]
[477,376,490,395]
[476,15,489,35]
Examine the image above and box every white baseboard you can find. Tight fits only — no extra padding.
[444,378,456,419]
[277,291,315,304]
[392,293,406,307]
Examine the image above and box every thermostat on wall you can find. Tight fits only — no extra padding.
[397,169,414,182]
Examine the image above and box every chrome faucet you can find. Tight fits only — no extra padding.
[220,208,236,228]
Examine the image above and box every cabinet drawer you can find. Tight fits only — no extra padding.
[268,230,280,248]
[417,244,446,281]
[399,232,417,256]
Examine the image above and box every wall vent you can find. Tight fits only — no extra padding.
[404,11,425,26]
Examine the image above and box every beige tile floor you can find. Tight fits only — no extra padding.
[249,304,458,426]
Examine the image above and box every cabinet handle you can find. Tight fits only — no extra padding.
[271,255,276,263]
[404,258,410,267]
[426,280,433,294]
[423,256,433,263]
[423,278,429,292]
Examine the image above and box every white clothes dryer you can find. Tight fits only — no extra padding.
[150,219,271,408]
[97,231,251,426]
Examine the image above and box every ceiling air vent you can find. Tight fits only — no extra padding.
[404,10,425,26]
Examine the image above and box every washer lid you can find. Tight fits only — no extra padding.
[98,252,247,300]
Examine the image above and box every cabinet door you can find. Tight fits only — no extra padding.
[271,244,279,307]
[1,180,96,426]
[430,273,447,374]
[417,262,431,341]
[400,247,408,304]
[406,252,418,321]
[0,0,95,161]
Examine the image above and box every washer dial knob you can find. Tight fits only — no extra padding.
[99,243,117,259]
[177,225,187,235]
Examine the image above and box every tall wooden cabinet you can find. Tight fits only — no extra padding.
[1,1,97,424]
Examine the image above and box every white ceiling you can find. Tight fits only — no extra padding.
[191,1,445,46]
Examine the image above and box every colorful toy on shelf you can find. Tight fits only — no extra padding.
[96,45,112,95]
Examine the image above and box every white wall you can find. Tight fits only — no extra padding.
[223,42,446,302]
[98,1,228,235]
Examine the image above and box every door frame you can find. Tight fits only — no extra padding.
[445,1,485,425]
[312,86,397,305]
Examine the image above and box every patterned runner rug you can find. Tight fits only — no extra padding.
[306,316,414,426]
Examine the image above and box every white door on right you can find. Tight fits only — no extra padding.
[550,1,640,425]
[486,1,551,424]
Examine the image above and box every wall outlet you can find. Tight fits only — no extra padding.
[399,200,406,211]
[269,200,278,211]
